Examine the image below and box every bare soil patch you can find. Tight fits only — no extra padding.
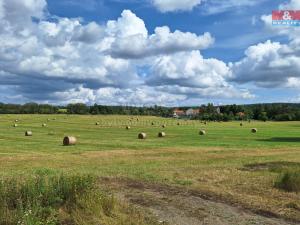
[100,178,298,225]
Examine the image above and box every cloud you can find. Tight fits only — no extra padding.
[230,7,300,88]
[147,51,230,88]
[110,26,214,59]
[151,0,266,14]
[0,0,46,28]
[280,0,300,9]
[202,0,265,15]
[152,0,201,12]
[0,0,252,105]
[146,51,253,99]
[155,85,254,99]
[51,86,187,106]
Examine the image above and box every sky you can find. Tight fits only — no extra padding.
[0,0,299,106]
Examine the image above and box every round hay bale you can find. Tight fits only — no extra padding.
[158,132,166,137]
[199,130,206,135]
[240,123,243,126]
[126,126,131,130]
[251,128,257,133]
[95,122,100,125]
[162,124,166,128]
[138,133,147,139]
[25,131,32,136]
[15,119,18,122]
[63,136,77,146]
[177,122,180,126]
[13,124,18,127]
[42,123,47,127]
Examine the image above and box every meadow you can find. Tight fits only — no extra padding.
[0,114,300,224]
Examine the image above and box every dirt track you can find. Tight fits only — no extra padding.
[100,178,299,225]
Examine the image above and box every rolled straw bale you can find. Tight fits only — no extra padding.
[63,136,77,146]
[199,130,206,135]
[138,133,147,139]
[25,131,32,136]
[158,132,166,138]
[251,128,257,133]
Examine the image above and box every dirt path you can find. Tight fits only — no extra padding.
[100,178,299,225]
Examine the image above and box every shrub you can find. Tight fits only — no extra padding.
[274,170,300,193]
[0,173,159,225]
[0,173,95,224]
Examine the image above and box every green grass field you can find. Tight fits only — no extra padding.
[0,114,300,223]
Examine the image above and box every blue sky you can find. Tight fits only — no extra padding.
[0,0,299,106]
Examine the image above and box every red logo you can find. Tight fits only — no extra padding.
[272,10,300,20]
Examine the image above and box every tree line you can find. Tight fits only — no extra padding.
[191,103,300,121]
[0,102,300,121]
[0,103,172,117]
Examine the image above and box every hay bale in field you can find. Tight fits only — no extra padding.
[42,123,47,127]
[138,133,147,139]
[25,131,32,136]
[251,128,257,133]
[63,136,77,146]
[240,123,243,126]
[13,124,18,127]
[162,124,166,128]
[95,122,100,125]
[158,132,166,137]
[199,130,206,135]
[15,119,18,122]
[177,122,180,126]
[126,126,131,130]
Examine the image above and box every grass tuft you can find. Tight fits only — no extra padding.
[274,170,300,193]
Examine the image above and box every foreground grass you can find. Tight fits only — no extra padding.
[0,115,300,222]
[0,171,158,225]
[275,170,300,193]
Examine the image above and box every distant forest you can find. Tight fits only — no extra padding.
[0,102,300,121]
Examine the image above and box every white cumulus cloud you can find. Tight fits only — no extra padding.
[152,0,201,12]
[0,0,253,105]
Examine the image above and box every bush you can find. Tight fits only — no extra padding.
[274,170,300,193]
[0,173,96,225]
[0,173,159,225]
